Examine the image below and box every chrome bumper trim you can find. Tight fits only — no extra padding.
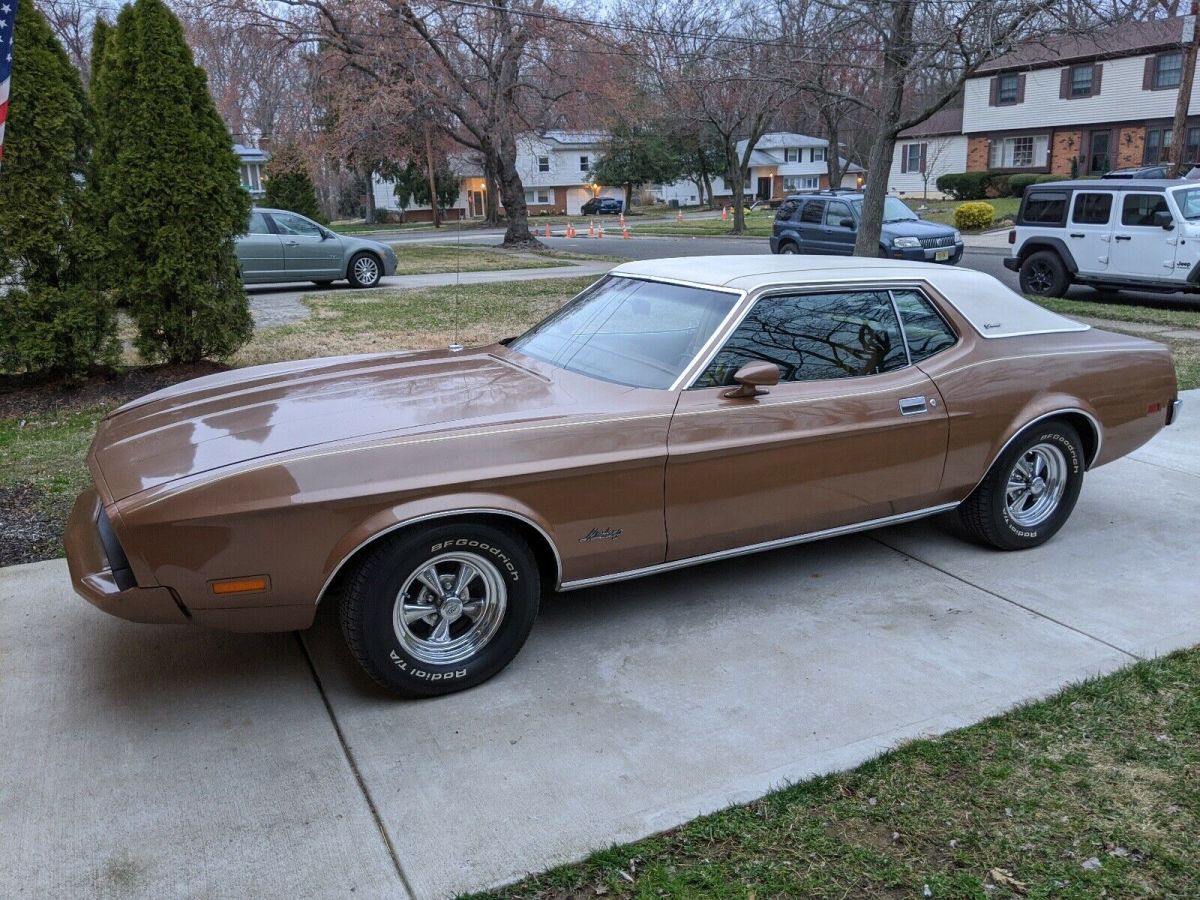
[1167,398,1182,426]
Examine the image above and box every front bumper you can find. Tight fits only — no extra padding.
[65,488,189,625]
[887,242,964,265]
[381,250,398,276]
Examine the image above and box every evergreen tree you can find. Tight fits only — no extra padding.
[91,0,251,364]
[0,0,117,376]
[263,144,324,222]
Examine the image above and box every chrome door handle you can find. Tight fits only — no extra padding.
[899,396,928,416]
[284,240,299,246]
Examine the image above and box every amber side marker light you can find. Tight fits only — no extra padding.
[209,576,271,595]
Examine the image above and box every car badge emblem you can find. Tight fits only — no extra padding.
[580,527,623,543]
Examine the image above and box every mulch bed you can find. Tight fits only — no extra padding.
[0,483,69,567]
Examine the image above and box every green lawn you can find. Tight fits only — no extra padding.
[464,647,1200,899]
[631,211,776,238]
[390,244,572,276]
[905,196,1021,230]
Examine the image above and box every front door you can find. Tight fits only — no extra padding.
[757,177,773,202]
[468,190,486,218]
[1110,193,1177,279]
[1066,191,1115,275]
[270,211,343,279]
[235,210,286,283]
[819,199,857,255]
[1087,130,1112,174]
[665,288,950,561]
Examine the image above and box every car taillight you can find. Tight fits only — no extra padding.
[1008,229,1016,244]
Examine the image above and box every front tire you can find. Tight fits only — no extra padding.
[1019,250,1071,297]
[340,522,540,697]
[958,421,1085,550]
[347,252,382,288]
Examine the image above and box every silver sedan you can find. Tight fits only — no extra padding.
[236,208,398,288]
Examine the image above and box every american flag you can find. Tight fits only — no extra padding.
[0,0,14,167]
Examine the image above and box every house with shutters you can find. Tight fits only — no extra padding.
[959,17,1200,177]
[887,108,967,198]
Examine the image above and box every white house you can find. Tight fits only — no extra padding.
[234,144,269,198]
[657,132,862,206]
[371,130,624,220]
[887,108,968,198]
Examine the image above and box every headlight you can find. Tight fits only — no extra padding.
[892,236,922,249]
[952,231,962,243]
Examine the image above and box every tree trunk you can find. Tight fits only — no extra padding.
[424,123,441,228]
[726,141,747,234]
[624,183,634,211]
[494,133,540,248]
[824,110,844,189]
[362,167,376,224]
[854,0,915,256]
[483,155,500,225]
[702,171,713,208]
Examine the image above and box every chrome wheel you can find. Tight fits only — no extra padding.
[392,553,507,666]
[353,255,380,286]
[1005,442,1068,528]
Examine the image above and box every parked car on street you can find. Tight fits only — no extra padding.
[67,257,1179,697]
[236,208,397,288]
[580,197,623,215]
[771,191,964,264]
[1005,178,1200,296]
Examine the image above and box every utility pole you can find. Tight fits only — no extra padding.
[1169,1,1200,177]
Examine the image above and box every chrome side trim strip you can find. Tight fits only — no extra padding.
[315,507,564,605]
[558,502,960,592]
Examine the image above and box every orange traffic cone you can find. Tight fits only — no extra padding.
[676,209,684,222]
[622,225,630,239]
[721,206,728,221]
[597,226,604,238]
[619,212,625,227]
[565,223,575,238]
[544,223,551,238]
[587,221,596,238]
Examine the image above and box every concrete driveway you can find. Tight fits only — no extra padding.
[2,395,1197,899]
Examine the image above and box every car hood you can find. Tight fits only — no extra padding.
[90,348,571,501]
[882,218,958,238]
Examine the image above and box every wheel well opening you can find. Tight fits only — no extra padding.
[317,512,562,606]
[1045,412,1100,468]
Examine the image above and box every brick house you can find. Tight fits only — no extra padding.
[961,17,1200,177]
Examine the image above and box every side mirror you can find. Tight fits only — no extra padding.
[723,361,780,399]
[840,217,856,229]
[1155,210,1175,230]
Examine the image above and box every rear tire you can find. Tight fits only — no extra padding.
[778,242,799,255]
[1018,250,1071,297]
[340,522,540,697]
[958,420,1085,550]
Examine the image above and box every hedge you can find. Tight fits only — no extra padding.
[937,171,1072,200]
[1007,174,1040,196]
[954,201,995,231]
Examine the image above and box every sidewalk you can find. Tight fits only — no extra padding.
[2,394,1196,899]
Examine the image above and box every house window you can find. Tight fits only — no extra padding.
[537,156,550,173]
[812,147,827,162]
[988,134,1048,168]
[997,73,1020,104]
[524,189,552,205]
[784,148,799,162]
[579,155,589,172]
[1069,64,1094,97]
[905,143,924,173]
[1154,51,1183,90]
[1146,124,1200,165]
[782,176,819,191]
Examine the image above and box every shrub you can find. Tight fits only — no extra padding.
[954,201,995,231]
[1007,174,1040,197]
[264,144,324,222]
[984,173,1010,198]
[936,172,997,200]
[1034,174,1070,184]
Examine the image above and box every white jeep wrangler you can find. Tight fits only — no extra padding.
[1005,179,1200,296]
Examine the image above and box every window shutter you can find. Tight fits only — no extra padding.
[1143,56,1156,90]
[900,145,908,173]
[1092,63,1103,96]
[1016,74,1026,103]
[920,143,927,173]
[989,77,999,106]
[1060,68,1070,99]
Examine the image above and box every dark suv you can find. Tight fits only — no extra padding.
[581,197,623,215]
[770,191,964,264]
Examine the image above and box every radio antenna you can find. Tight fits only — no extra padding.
[449,207,463,352]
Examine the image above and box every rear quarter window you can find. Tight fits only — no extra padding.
[1022,192,1068,226]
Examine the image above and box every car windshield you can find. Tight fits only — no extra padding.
[854,197,920,224]
[1173,187,1200,219]
[508,275,739,389]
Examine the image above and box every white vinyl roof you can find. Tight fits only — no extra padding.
[609,256,1089,340]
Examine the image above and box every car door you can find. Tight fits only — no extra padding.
[1109,192,1178,280]
[821,199,857,255]
[235,210,286,283]
[796,199,826,253]
[1066,190,1115,275]
[664,287,950,561]
[270,211,343,279]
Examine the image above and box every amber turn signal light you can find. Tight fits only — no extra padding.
[209,576,270,595]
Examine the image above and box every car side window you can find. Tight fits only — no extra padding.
[247,211,273,235]
[891,290,957,362]
[825,200,853,228]
[693,291,908,388]
[272,213,323,237]
[1071,193,1113,225]
[799,200,824,224]
[1121,193,1169,227]
[1023,192,1068,226]
[776,199,799,221]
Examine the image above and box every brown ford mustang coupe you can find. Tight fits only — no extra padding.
[67,257,1181,696]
